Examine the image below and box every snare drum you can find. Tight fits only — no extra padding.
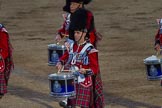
[144,55,162,80]
[48,44,66,66]
[48,73,76,98]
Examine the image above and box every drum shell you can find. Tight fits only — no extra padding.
[48,73,76,98]
[48,44,66,66]
[144,60,162,80]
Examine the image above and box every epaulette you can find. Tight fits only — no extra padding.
[86,45,93,52]
[89,48,98,54]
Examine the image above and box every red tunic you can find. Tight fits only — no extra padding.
[155,29,162,46]
[0,28,9,59]
[86,10,97,47]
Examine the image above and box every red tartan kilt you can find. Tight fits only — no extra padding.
[0,71,7,94]
[67,83,93,107]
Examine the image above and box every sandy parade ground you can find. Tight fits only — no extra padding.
[0,0,162,108]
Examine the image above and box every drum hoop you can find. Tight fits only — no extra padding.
[50,92,76,98]
[144,60,161,64]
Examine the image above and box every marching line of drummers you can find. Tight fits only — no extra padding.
[46,0,105,107]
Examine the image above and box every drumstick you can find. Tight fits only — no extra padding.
[57,64,64,73]
[156,51,159,56]
[156,49,162,56]
[56,34,69,45]
[57,68,61,73]
[62,69,91,72]
[62,33,69,37]
[61,70,71,72]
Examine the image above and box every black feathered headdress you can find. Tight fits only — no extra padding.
[63,0,71,12]
[70,8,88,32]
[70,0,92,4]
[63,0,92,13]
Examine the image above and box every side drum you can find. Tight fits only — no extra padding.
[48,44,66,66]
[144,59,162,80]
[48,73,76,98]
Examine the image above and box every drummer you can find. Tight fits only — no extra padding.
[55,0,71,42]
[0,24,14,99]
[155,19,162,52]
[55,0,102,48]
[56,8,104,108]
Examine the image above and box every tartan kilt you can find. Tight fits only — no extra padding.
[0,71,7,94]
[67,83,93,108]
[93,73,105,108]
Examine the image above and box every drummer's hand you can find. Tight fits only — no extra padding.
[55,34,62,42]
[64,41,70,52]
[155,44,161,51]
[56,62,62,72]
[79,68,86,74]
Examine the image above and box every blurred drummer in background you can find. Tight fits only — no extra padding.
[155,19,162,52]
[55,0,102,49]
[0,24,14,99]
[56,8,104,108]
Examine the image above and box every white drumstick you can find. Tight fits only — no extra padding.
[62,69,91,72]
[57,65,64,73]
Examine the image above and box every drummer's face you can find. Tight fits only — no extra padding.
[74,30,86,43]
[70,2,82,13]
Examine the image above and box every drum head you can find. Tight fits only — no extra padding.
[48,73,74,80]
[144,55,160,64]
[48,44,66,50]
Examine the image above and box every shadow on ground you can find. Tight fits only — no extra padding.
[9,84,161,108]
[9,85,59,108]
[104,92,161,108]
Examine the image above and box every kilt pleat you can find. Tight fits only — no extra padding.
[0,72,7,94]
[67,84,93,108]
[75,84,92,107]
[67,73,104,108]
